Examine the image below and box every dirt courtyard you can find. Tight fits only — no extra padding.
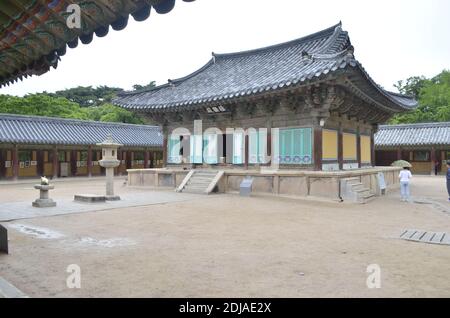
[0,176,449,298]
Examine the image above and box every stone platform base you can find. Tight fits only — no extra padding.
[105,195,121,201]
[74,194,106,203]
[127,167,402,202]
[32,199,56,208]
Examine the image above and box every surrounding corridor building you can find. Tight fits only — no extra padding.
[0,114,163,180]
[375,122,450,175]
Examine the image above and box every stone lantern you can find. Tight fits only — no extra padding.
[97,134,123,201]
[33,177,56,208]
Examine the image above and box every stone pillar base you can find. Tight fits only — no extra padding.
[32,199,57,208]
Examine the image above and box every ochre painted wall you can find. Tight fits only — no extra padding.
[322,129,338,160]
[411,161,431,174]
[92,165,102,175]
[5,150,12,177]
[43,163,53,176]
[77,166,88,175]
[343,133,357,160]
[18,150,37,177]
[19,166,37,177]
[360,135,371,164]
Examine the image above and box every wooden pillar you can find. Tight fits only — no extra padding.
[144,150,150,169]
[162,126,168,168]
[126,151,132,170]
[266,129,272,165]
[52,147,58,179]
[163,137,168,167]
[370,125,377,167]
[36,150,44,176]
[338,126,343,170]
[0,149,5,179]
[442,151,446,174]
[314,127,322,171]
[430,147,436,176]
[117,149,122,163]
[87,146,93,177]
[397,148,402,160]
[12,145,19,181]
[149,151,154,168]
[356,128,361,169]
[115,149,122,176]
[244,132,249,170]
[70,150,77,176]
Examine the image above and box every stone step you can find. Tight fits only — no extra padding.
[186,183,210,187]
[178,170,223,194]
[189,179,214,182]
[362,194,376,203]
[357,193,371,199]
[194,172,218,176]
[344,177,360,182]
[355,187,371,194]
[188,180,212,184]
[190,178,215,182]
[188,180,212,185]
[189,179,213,183]
[356,194,371,199]
[191,177,214,182]
[356,190,371,197]
[190,176,214,180]
[350,183,365,190]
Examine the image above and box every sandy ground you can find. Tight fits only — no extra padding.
[0,176,449,298]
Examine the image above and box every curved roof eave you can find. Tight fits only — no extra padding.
[351,61,418,110]
[0,0,197,88]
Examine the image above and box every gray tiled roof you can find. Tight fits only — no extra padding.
[375,122,450,148]
[0,114,162,147]
[114,23,417,112]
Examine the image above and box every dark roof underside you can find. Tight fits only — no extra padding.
[0,0,195,87]
[114,23,417,113]
[375,122,450,148]
[0,114,162,147]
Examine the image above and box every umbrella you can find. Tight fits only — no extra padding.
[391,160,412,168]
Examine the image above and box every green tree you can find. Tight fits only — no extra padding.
[390,70,450,124]
[0,94,88,119]
[132,81,156,91]
[393,76,429,99]
[51,86,124,107]
[82,104,144,124]
[0,93,145,124]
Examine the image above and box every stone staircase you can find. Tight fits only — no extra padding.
[340,177,375,204]
[177,170,223,194]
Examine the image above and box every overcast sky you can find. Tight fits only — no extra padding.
[2,0,449,96]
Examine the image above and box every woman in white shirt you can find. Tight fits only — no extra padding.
[399,167,412,202]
